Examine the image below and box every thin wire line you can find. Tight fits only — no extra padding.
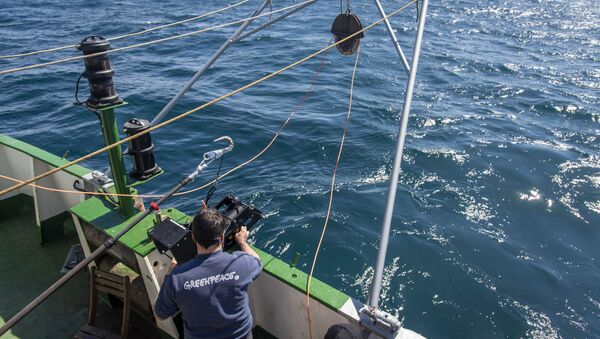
[305,45,360,339]
[0,39,333,200]
[177,37,333,196]
[108,0,250,42]
[0,0,315,76]
[204,156,223,205]
[0,0,417,199]
[0,0,250,60]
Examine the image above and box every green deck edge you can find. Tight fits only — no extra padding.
[255,247,349,311]
[1,134,351,313]
[70,197,350,311]
[70,197,189,257]
[0,133,89,177]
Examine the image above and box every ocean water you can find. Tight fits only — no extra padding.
[1,0,599,337]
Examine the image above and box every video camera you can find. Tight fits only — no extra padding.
[148,195,262,264]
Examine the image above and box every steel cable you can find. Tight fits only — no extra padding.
[0,0,250,60]
[0,0,315,76]
[0,0,417,199]
[305,45,360,339]
[0,40,333,200]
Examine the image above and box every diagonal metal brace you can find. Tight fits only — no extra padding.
[231,0,318,44]
[373,0,411,75]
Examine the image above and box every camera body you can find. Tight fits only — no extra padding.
[216,195,263,250]
[148,195,262,264]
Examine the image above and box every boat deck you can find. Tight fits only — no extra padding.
[0,198,160,338]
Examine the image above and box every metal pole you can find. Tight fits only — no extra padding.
[373,0,411,75]
[231,0,317,43]
[368,0,429,308]
[98,107,135,217]
[0,176,188,336]
[150,0,271,126]
[0,137,233,335]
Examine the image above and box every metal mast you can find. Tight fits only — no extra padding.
[368,0,429,308]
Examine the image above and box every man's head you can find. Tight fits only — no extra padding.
[191,208,228,249]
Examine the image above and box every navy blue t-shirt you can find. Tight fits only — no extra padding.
[155,250,262,339]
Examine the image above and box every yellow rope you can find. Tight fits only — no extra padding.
[0,0,250,60]
[305,45,360,339]
[0,44,332,200]
[0,0,417,199]
[0,1,313,76]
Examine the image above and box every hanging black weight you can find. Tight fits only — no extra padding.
[331,13,364,55]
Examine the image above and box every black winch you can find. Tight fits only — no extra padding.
[123,118,161,180]
[76,36,123,108]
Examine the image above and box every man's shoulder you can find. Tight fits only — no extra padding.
[171,257,204,276]
[171,251,236,274]
[231,250,257,261]
[231,251,262,268]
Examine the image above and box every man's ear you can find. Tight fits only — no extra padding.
[220,233,225,244]
[191,229,197,246]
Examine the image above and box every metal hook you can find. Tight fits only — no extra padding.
[202,136,235,163]
[213,136,234,153]
[188,136,235,181]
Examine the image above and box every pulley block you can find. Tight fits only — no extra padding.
[331,13,364,55]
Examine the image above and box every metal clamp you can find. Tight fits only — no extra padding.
[359,307,402,338]
[187,136,234,181]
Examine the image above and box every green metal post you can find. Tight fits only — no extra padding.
[98,107,135,217]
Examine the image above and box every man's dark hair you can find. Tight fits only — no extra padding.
[191,208,228,248]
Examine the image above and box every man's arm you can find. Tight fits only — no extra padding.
[155,264,174,321]
[154,274,179,320]
[235,225,261,261]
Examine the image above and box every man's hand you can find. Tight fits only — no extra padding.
[235,226,260,261]
[235,226,249,245]
[166,257,178,275]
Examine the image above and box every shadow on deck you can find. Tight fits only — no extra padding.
[0,199,160,339]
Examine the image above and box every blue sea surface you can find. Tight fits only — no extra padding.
[1,0,599,337]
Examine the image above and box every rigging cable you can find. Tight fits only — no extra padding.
[74,72,103,121]
[204,156,223,205]
[0,0,315,76]
[177,36,333,197]
[0,0,250,60]
[305,45,360,339]
[0,38,333,200]
[0,0,418,199]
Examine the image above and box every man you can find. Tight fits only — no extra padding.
[155,208,262,339]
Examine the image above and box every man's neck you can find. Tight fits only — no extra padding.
[197,243,222,255]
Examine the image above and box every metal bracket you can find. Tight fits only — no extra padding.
[359,307,402,338]
[85,100,128,112]
[77,170,114,195]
